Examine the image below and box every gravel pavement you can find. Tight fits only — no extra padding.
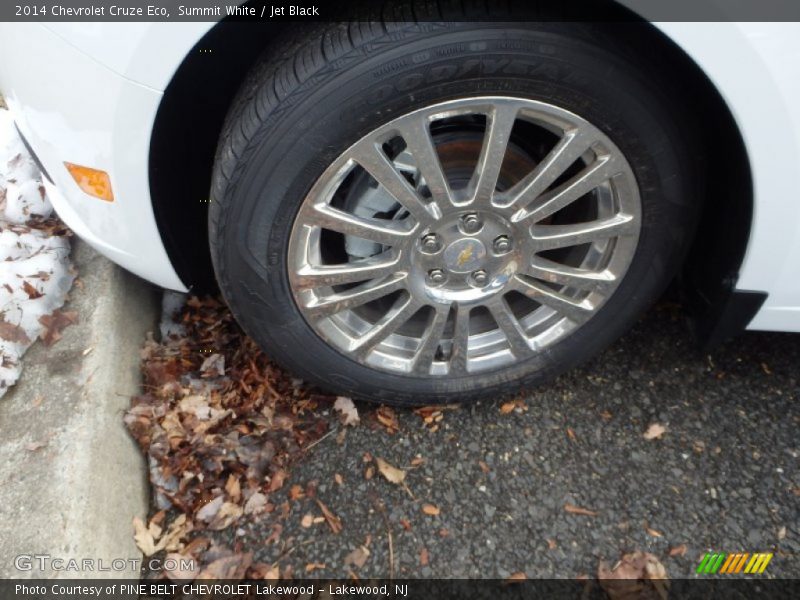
[195,301,799,579]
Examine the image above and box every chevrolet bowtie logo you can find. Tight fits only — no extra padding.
[456,246,475,267]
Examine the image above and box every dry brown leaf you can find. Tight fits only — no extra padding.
[645,524,664,538]
[225,474,241,502]
[305,562,325,573]
[668,544,687,557]
[265,525,283,548]
[643,423,667,440]
[244,492,268,515]
[250,563,280,580]
[209,501,243,530]
[316,499,342,534]
[646,557,668,581]
[163,552,198,581]
[38,310,78,346]
[269,469,287,492]
[566,427,577,441]
[499,401,516,414]
[375,457,406,485]
[598,551,669,600]
[196,553,252,580]
[199,353,225,378]
[422,503,440,516]
[148,517,163,540]
[334,396,359,426]
[22,280,43,299]
[133,516,157,557]
[0,318,30,344]
[344,545,370,569]
[478,460,490,473]
[419,547,430,566]
[413,406,450,431]
[133,513,188,556]
[178,395,211,419]
[500,398,527,413]
[506,572,527,581]
[288,484,305,500]
[196,496,224,523]
[564,503,598,517]
[334,473,344,486]
[159,514,190,553]
[547,538,557,550]
[376,406,400,433]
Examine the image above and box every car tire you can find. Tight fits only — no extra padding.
[209,17,701,405]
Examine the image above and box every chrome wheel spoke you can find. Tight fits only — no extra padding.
[412,305,450,374]
[295,254,400,288]
[501,125,596,209]
[487,297,533,358]
[530,214,636,252]
[400,118,453,206]
[448,304,471,375]
[469,103,519,205]
[308,203,412,246]
[351,295,420,359]
[352,142,437,226]
[303,274,408,319]
[512,275,595,324]
[524,257,615,293]
[513,154,622,225]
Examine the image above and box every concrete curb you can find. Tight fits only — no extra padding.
[0,239,158,579]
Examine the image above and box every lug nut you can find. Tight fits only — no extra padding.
[460,213,482,234]
[470,270,488,287]
[427,269,447,285]
[493,235,512,254]
[420,233,441,253]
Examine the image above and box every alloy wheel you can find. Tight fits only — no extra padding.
[287,97,641,376]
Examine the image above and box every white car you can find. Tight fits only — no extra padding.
[1,13,798,404]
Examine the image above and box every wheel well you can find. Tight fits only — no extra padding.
[148,19,283,291]
[149,10,753,328]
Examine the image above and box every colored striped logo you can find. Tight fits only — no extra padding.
[696,552,773,574]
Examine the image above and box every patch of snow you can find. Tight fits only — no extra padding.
[0,108,75,396]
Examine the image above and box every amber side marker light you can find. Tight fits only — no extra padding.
[64,162,114,202]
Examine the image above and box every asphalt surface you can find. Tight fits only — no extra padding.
[217,301,799,579]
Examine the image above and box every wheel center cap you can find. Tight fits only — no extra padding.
[443,237,487,273]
